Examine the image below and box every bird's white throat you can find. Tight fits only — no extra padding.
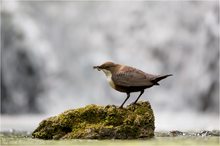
[102,69,115,88]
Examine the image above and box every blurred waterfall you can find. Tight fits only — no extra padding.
[1,1,219,116]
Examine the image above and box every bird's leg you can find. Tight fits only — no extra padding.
[133,90,144,104]
[120,93,130,108]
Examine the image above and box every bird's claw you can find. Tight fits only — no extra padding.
[130,102,137,105]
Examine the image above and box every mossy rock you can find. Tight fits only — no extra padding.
[32,101,155,139]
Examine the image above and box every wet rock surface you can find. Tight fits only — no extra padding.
[155,130,220,137]
[32,101,155,139]
[2,130,219,138]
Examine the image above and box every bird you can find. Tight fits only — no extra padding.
[93,61,172,108]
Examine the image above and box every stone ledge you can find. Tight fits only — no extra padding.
[32,101,155,139]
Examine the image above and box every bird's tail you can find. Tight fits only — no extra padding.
[152,74,173,85]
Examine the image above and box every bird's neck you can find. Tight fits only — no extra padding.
[102,69,112,80]
[102,69,115,89]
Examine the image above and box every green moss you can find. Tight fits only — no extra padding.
[32,101,155,139]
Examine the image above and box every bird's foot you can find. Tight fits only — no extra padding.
[119,106,124,109]
[130,101,138,105]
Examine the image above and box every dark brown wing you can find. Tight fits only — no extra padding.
[112,66,155,87]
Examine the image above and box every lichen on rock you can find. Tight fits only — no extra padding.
[32,101,155,139]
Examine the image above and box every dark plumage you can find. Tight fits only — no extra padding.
[94,61,172,108]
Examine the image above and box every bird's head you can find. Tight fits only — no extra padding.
[93,61,119,74]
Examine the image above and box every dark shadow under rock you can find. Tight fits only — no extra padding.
[32,101,155,139]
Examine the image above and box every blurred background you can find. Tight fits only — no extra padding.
[1,1,219,131]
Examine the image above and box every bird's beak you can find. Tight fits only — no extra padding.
[93,66,101,71]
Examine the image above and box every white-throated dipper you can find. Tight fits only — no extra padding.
[94,61,172,108]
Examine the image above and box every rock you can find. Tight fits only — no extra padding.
[169,130,184,137]
[198,130,212,137]
[211,130,220,136]
[32,101,155,139]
